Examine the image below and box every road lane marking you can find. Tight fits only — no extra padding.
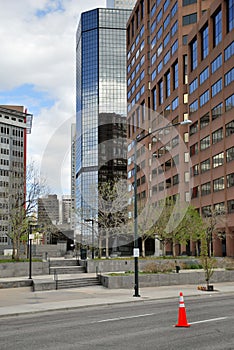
[95,313,155,323]
[190,317,228,325]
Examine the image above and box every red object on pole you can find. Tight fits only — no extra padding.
[175,292,190,327]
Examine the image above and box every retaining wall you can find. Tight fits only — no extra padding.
[0,262,49,278]
[100,270,234,289]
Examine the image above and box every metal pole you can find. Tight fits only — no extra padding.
[92,219,94,259]
[133,139,140,297]
[29,225,32,279]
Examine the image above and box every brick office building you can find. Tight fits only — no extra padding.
[126,0,234,256]
[188,0,234,256]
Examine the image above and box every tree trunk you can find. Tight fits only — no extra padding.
[105,234,109,258]
[141,238,145,258]
[98,235,102,258]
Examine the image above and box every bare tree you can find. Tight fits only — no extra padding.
[98,179,130,258]
[7,161,48,260]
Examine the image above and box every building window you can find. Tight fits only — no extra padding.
[183,13,197,26]
[189,99,198,114]
[164,50,170,65]
[224,41,234,61]
[191,38,198,70]
[171,2,178,17]
[172,97,179,111]
[200,135,210,150]
[212,128,223,144]
[192,186,199,198]
[213,152,224,168]
[211,53,222,73]
[173,61,178,89]
[189,78,198,94]
[201,182,211,196]
[164,33,170,48]
[158,80,163,105]
[165,71,170,98]
[213,177,224,192]
[183,35,188,45]
[141,0,145,19]
[225,68,234,86]
[227,173,234,188]
[201,25,209,60]
[227,199,234,213]
[190,121,198,135]
[183,0,197,5]
[201,158,210,173]
[200,90,209,107]
[193,164,199,176]
[171,21,178,37]
[190,142,199,156]
[202,205,211,217]
[183,55,188,84]
[164,15,170,30]
[227,0,234,32]
[212,103,223,120]
[213,9,222,47]
[211,78,222,97]
[199,66,209,85]
[152,88,157,111]
[171,40,178,55]
[173,174,179,185]
[226,120,234,137]
[150,3,156,18]
[225,94,234,111]
[226,146,234,162]
[141,101,145,123]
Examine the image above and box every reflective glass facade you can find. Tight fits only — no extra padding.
[76,8,131,238]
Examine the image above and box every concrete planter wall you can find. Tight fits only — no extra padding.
[100,270,234,289]
[81,258,200,273]
[0,262,49,277]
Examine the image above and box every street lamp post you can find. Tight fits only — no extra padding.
[28,225,34,279]
[84,219,95,259]
[133,120,192,297]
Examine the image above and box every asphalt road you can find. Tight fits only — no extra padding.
[0,294,234,350]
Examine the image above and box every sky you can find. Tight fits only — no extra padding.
[0,0,106,197]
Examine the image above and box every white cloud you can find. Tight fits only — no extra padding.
[0,0,106,197]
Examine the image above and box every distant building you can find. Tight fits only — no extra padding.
[38,194,59,226]
[0,105,32,248]
[61,195,71,225]
[107,0,136,9]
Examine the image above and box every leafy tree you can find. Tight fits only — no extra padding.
[153,199,204,257]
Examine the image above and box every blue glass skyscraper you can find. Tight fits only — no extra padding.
[76,3,135,252]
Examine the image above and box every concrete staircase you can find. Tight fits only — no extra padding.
[44,258,102,291]
[55,276,101,290]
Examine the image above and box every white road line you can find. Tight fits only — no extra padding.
[190,317,228,325]
[95,313,155,323]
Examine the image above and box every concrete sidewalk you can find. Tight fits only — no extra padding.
[0,280,233,317]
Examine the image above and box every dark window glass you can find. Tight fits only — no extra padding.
[201,25,209,59]
[212,103,223,120]
[183,0,197,5]
[226,120,234,137]
[213,9,222,47]
[183,13,197,26]
[191,38,198,70]
[227,0,234,32]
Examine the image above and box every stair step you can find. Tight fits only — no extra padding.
[50,266,85,275]
[49,259,79,267]
[56,278,101,290]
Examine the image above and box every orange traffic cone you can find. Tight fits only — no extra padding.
[175,292,190,327]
